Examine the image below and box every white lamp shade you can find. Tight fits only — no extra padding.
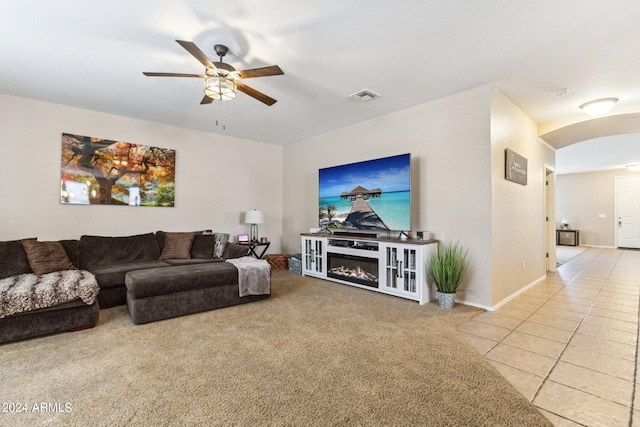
[245,210,264,224]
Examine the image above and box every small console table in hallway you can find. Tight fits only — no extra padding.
[556,229,579,246]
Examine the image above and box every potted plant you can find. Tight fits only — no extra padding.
[427,240,469,309]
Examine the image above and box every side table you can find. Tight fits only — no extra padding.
[238,241,270,259]
[556,229,579,246]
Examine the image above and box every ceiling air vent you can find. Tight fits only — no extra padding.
[349,89,380,102]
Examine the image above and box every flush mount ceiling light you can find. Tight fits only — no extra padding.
[626,164,640,171]
[579,97,619,115]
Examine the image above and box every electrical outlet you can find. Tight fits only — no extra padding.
[521,260,525,270]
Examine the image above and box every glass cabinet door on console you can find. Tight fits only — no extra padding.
[380,243,426,301]
[383,246,400,291]
[301,236,325,277]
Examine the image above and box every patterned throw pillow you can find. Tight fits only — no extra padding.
[22,240,78,275]
[213,233,229,259]
[159,232,196,260]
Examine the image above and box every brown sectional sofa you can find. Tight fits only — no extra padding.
[0,231,270,343]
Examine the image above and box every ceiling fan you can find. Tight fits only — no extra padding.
[143,40,283,106]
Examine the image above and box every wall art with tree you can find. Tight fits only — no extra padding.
[60,133,176,206]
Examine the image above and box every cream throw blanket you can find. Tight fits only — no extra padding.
[226,256,271,297]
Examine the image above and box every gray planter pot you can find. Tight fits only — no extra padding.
[436,291,456,309]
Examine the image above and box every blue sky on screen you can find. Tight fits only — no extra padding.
[319,154,410,198]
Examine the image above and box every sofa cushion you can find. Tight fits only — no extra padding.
[22,240,77,275]
[89,261,170,289]
[189,233,229,259]
[155,230,211,252]
[59,239,80,268]
[222,242,251,260]
[125,263,239,299]
[159,232,195,260]
[191,234,215,259]
[162,258,223,266]
[0,239,34,279]
[79,233,161,269]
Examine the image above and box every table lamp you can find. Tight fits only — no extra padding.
[245,209,264,243]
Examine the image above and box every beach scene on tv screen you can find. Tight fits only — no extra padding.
[319,154,411,231]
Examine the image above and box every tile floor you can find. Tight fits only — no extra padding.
[458,247,640,426]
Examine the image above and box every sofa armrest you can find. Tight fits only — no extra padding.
[223,243,250,259]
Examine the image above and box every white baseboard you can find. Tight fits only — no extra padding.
[487,274,547,312]
[453,298,493,311]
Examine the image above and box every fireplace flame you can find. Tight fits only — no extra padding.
[330,265,377,282]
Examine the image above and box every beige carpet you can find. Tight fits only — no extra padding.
[0,271,551,426]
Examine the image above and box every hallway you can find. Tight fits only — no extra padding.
[458,247,640,426]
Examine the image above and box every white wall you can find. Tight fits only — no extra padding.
[283,86,495,308]
[556,169,639,246]
[0,86,553,309]
[0,94,283,252]
[282,86,553,309]
[490,88,554,306]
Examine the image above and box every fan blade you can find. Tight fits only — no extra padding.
[200,95,213,105]
[143,72,205,78]
[235,81,277,106]
[176,40,214,68]
[237,65,284,79]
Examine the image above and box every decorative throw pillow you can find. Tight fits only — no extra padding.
[22,240,78,275]
[159,232,196,260]
[0,238,35,279]
[212,233,230,259]
[191,234,215,259]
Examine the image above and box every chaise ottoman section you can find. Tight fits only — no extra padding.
[89,260,170,308]
[125,263,269,324]
[0,299,99,344]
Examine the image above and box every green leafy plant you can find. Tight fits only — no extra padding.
[428,241,469,294]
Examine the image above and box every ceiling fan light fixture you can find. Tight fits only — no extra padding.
[579,97,618,115]
[204,76,236,101]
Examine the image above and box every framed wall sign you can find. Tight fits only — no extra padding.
[505,148,527,185]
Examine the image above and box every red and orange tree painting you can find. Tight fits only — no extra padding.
[60,133,176,206]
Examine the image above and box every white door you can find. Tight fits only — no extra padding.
[616,176,640,248]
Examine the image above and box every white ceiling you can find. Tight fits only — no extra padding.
[555,134,640,175]
[1,1,639,169]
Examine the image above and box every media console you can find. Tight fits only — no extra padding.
[301,233,438,304]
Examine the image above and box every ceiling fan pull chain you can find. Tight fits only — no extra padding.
[222,101,227,130]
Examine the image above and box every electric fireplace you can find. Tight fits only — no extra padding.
[326,252,379,288]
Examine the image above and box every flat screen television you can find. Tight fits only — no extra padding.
[318,153,411,232]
